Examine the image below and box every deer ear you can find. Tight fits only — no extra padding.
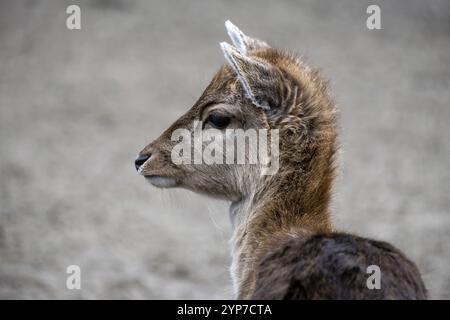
[225,20,269,55]
[220,42,297,116]
[220,41,274,110]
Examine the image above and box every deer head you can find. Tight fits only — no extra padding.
[135,21,336,213]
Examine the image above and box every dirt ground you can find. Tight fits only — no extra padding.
[0,0,449,299]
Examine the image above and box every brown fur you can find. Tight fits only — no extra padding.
[136,23,427,299]
[253,233,427,299]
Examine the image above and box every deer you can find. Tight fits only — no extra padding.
[134,21,427,299]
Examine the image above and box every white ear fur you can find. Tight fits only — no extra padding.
[224,20,269,55]
[225,20,248,55]
[220,42,270,110]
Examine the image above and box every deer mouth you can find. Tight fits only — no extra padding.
[144,175,177,188]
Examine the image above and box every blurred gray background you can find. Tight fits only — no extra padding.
[0,0,449,299]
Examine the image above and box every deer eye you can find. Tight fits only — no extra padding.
[205,113,231,129]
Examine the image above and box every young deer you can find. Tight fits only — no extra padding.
[135,21,427,299]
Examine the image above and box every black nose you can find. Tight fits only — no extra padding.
[135,153,150,171]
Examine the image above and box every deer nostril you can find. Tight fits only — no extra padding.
[135,153,151,171]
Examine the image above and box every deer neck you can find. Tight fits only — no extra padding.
[229,141,336,298]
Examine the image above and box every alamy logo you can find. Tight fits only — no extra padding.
[366,5,381,30]
[66,265,81,290]
[66,5,81,30]
[169,121,280,175]
[366,265,381,290]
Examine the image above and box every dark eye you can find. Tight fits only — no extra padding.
[205,113,231,129]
